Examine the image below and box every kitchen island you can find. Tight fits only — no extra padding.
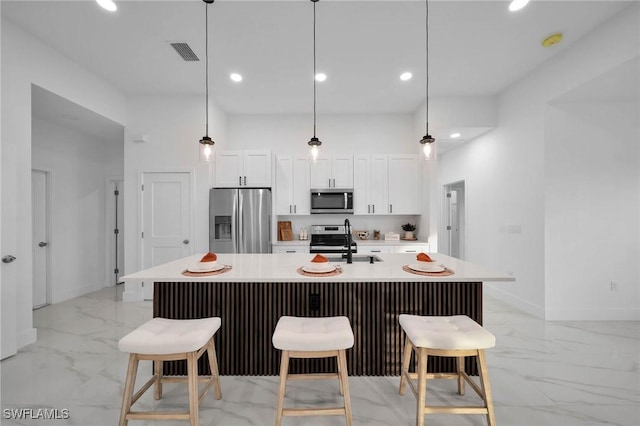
[122,253,513,376]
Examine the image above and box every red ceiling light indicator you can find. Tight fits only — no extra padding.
[419,0,435,160]
[199,0,216,162]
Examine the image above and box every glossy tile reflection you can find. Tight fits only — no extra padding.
[1,287,638,425]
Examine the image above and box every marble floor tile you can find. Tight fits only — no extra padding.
[1,286,638,426]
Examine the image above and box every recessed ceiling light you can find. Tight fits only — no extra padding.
[508,0,529,12]
[400,72,413,81]
[230,73,243,82]
[96,0,117,12]
[450,133,461,139]
[315,73,327,82]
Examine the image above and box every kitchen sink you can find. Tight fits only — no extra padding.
[325,255,383,263]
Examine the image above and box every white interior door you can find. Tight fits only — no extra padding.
[31,170,49,308]
[142,172,192,269]
[2,144,18,359]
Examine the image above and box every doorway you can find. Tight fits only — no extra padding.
[32,169,50,309]
[442,181,466,260]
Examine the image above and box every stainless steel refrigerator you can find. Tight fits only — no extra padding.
[209,188,272,253]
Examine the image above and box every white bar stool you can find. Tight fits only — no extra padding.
[118,317,223,426]
[272,316,354,426]
[398,315,496,426]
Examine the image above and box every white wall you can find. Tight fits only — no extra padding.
[438,3,639,320]
[1,18,127,356]
[32,118,124,302]
[545,101,639,320]
[123,95,227,287]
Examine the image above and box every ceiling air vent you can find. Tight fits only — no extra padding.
[169,42,199,61]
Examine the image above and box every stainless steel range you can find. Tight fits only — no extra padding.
[309,224,357,254]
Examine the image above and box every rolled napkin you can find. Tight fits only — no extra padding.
[311,254,328,263]
[201,252,218,262]
[416,253,433,263]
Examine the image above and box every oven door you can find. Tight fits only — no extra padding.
[310,189,353,214]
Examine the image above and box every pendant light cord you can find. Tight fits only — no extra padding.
[313,0,317,138]
[425,0,429,135]
[205,2,210,137]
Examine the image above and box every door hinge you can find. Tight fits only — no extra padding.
[114,189,120,196]
[141,232,144,238]
[446,225,452,231]
[114,268,119,274]
[141,184,144,191]
[446,193,452,198]
[114,228,119,234]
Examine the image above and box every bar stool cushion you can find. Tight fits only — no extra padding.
[119,317,221,355]
[399,315,495,350]
[272,316,354,352]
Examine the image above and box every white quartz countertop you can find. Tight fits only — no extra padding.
[122,253,515,283]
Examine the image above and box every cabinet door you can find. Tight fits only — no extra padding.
[353,155,370,214]
[215,151,243,187]
[309,157,331,188]
[275,155,294,215]
[292,156,310,215]
[395,245,429,253]
[388,154,420,214]
[243,150,271,187]
[370,155,388,215]
[332,155,353,188]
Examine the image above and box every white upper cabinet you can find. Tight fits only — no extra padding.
[275,155,310,215]
[310,155,353,189]
[353,154,388,215]
[215,150,272,187]
[387,154,420,214]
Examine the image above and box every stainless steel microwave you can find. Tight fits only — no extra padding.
[310,188,354,214]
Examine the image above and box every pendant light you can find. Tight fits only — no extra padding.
[307,0,322,162]
[199,0,215,162]
[419,0,435,160]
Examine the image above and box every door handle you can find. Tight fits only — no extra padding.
[244,176,247,186]
[2,255,16,264]
[368,205,370,214]
[333,178,335,187]
[239,176,242,185]
[38,242,48,247]
[372,204,375,214]
[183,239,190,244]
[390,204,393,213]
[294,205,297,213]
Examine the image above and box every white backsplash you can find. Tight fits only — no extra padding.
[277,214,423,241]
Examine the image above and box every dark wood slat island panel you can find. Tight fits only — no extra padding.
[154,281,482,376]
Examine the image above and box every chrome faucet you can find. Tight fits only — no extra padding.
[344,218,353,264]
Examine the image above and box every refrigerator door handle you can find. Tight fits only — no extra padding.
[239,176,242,186]
[244,176,247,186]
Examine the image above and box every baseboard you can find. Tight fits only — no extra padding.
[53,282,104,304]
[545,308,640,321]
[18,327,37,349]
[485,284,545,319]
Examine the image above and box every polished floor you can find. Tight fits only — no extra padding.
[1,286,638,426]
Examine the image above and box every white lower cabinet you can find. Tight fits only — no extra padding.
[395,245,429,253]
[357,245,392,254]
[272,245,309,254]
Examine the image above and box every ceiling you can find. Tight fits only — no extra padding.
[3,0,634,117]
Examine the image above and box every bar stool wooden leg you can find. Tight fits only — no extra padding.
[477,350,496,426]
[154,360,163,400]
[456,356,466,396]
[119,354,139,426]
[416,348,427,426]
[275,350,290,426]
[187,351,199,426]
[338,350,353,426]
[207,338,223,400]
[336,351,344,396]
[399,338,413,396]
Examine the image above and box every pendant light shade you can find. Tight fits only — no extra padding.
[199,0,215,162]
[419,0,435,160]
[308,0,322,162]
